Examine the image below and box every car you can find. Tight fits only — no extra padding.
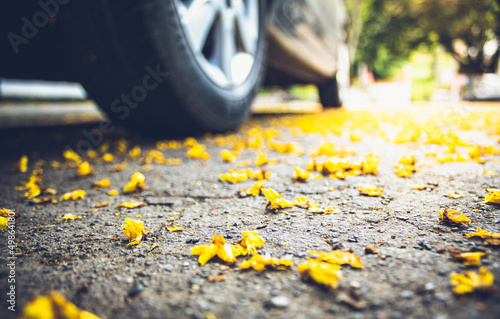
[0,0,350,134]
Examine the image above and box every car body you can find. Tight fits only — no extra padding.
[0,0,351,133]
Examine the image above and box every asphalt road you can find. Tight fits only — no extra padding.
[0,102,499,319]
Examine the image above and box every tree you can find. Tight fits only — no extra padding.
[351,0,500,79]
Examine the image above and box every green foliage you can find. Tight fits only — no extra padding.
[351,0,500,78]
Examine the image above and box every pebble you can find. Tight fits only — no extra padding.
[396,216,409,221]
[348,238,357,243]
[186,238,200,244]
[438,269,447,276]
[190,278,205,286]
[270,296,290,308]
[425,282,435,292]
[400,290,413,299]
[182,261,190,268]
[164,264,173,272]
[128,284,144,297]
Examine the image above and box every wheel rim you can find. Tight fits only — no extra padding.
[174,0,259,89]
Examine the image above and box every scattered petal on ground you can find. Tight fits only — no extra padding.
[297,259,342,289]
[76,161,94,177]
[122,218,149,245]
[93,178,111,189]
[116,201,146,209]
[262,188,295,210]
[240,253,293,272]
[123,172,146,193]
[358,185,383,197]
[450,267,496,295]
[20,291,101,319]
[192,234,241,266]
[291,166,311,182]
[438,208,471,225]
[484,189,500,205]
[13,155,28,173]
[235,231,265,255]
[448,249,487,266]
[166,225,183,232]
[60,190,86,201]
[308,250,364,268]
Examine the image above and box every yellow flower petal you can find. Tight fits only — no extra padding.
[438,208,470,225]
[76,161,94,177]
[116,201,146,209]
[221,149,237,163]
[450,267,495,295]
[298,259,342,289]
[192,234,242,265]
[60,190,86,201]
[13,155,28,173]
[21,291,101,319]
[240,253,293,272]
[166,225,183,232]
[358,185,383,197]
[121,218,149,245]
[292,166,311,182]
[448,249,487,266]
[236,231,265,255]
[123,172,146,193]
[92,178,111,189]
[484,188,500,205]
[308,250,364,268]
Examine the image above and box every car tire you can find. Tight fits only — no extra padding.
[318,76,342,108]
[58,0,266,134]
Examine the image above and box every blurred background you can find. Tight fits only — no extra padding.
[1,0,500,127]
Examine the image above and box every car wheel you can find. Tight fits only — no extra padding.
[318,76,342,108]
[59,0,266,134]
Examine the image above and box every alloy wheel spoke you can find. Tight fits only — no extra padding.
[178,0,220,53]
[235,0,258,54]
[220,9,236,82]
